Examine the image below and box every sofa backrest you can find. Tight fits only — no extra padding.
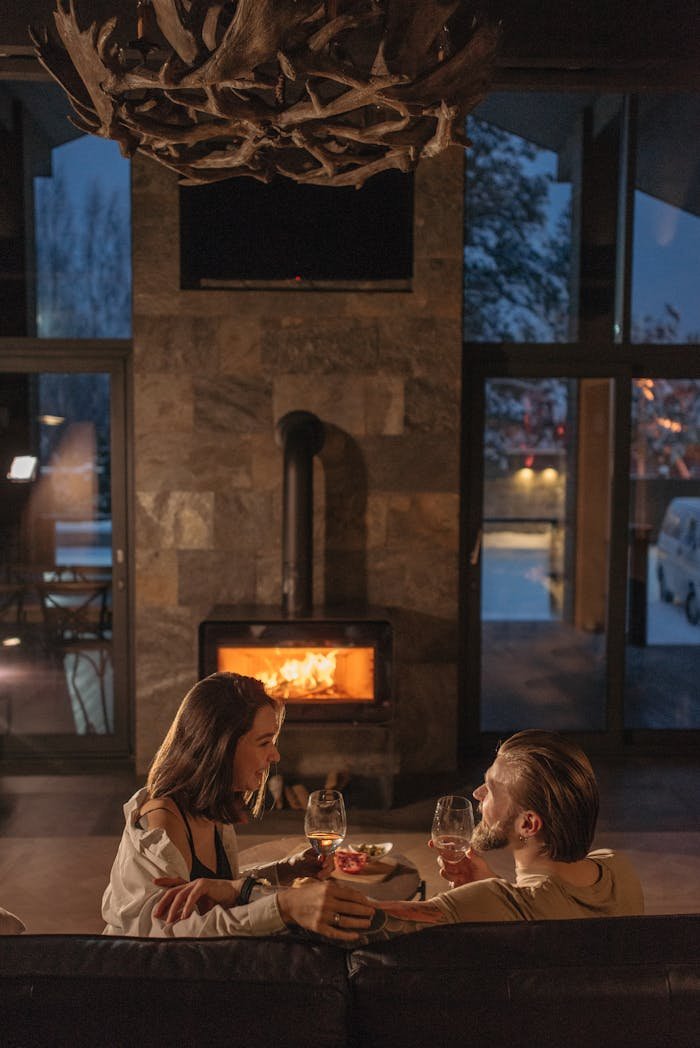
[347,914,700,1048]
[0,933,350,1048]
[1,915,699,1048]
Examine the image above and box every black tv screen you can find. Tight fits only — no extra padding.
[180,170,413,286]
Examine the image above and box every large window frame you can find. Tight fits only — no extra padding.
[459,92,700,758]
[0,339,132,763]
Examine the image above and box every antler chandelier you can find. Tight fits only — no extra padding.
[32,1,500,188]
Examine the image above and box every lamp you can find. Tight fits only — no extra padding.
[31,0,500,188]
[7,456,39,482]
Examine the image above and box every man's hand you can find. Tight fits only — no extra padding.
[276,879,375,941]
[428,840,498,887]
[153,876,244,923]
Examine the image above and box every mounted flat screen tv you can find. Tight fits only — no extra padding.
[180,171,413,288]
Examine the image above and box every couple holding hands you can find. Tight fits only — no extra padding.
[102,672,643,942]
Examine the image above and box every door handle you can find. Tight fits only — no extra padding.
[469,528,483,566]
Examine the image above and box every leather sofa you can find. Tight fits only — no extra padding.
[1,914,698,1048]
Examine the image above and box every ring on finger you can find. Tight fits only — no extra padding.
[333,911,341,927]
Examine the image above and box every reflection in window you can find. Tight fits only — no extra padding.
[631,95,700,344]
[464,103,572,342]
[34,136,131,338]
[483,378,569,621]
[0,372,114,736]
[626,378,700,728]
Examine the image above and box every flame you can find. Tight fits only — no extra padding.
[258,650,339,700]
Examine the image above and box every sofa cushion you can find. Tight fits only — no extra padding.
[0,933,350,1048]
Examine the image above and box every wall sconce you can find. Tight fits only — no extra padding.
[7,455,39,482]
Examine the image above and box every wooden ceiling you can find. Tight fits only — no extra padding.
[1,0,698,89]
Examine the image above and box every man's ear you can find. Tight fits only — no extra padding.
[514,810,543,838]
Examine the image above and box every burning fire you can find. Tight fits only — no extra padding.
[257,649,340,700]
[217,644,375,702]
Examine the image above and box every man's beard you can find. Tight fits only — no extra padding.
[471,814,514,852]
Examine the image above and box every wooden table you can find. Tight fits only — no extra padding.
[238,836,424,900]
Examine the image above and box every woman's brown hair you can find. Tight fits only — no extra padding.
[146,672,283,823]
[497,730,599,862]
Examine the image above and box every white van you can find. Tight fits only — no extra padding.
[657,497,700,624]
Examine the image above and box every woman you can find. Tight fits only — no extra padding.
[102,671,374,940]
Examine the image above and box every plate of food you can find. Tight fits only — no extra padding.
[332,842,396,882]
[350,841,393,859]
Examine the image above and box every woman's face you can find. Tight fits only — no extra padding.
[232,704,281,792]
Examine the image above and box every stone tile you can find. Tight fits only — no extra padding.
[375,317,462,382]
[136,490,214,549]
[323,550,371,606]
[403,549,460,616]
[364,375,405,435]
[254,550,283,607]
[413,148,465,257]
[251,435,284,491]
[262,320,380,372]
[134,373,194,435]
[396,661,460,773]
[133,606,200,770]
[177,550,257,608]
[392,607,460,663]
[213,490,277,552]
[405,376,460,433]
[189,435,253,491]
[193,374,273,435]
[273,375,366,435]
[366,548,409,606]
[366,492,391,549]
[362,435,460,492]
[386,492,460,550]
[133,315,221,374]
[217,316,263,375]
[325,488,369,552]
[133,429,198,491]
[136,548,178,607]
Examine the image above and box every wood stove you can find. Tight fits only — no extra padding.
[199,411,394,727]
[199,608,392,723]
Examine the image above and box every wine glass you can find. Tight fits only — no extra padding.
[304,789,347,858]
[431,795,474,863]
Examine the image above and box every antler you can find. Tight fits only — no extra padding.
[32,0,500,187]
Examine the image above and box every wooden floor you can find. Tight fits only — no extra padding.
[0,756,698,933]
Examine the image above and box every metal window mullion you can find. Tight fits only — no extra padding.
[614,94,638,345]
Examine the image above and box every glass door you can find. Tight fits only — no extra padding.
[476,376,609,733]
[625,377,700,729]
[0,351,129,756]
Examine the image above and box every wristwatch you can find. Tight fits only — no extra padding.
[237,875,263,905]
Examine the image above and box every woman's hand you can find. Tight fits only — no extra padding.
[153,876,245,923]
[428,840,498,887]
[275,846,334,884]
[276,879,375,941]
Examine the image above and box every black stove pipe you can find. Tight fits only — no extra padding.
[275,410,325,617]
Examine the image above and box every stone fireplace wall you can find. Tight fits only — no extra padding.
[131,149,464,777]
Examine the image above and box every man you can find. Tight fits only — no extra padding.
[372,730,644,930]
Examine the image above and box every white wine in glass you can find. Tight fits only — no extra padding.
[431,795,474,862]
[304,789,347,857]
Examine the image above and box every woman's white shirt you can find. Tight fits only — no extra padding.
[102,788,286,938]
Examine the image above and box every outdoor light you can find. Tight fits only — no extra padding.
[541,467,559,482]
[2,637,22,648]
[7,456,39,482]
